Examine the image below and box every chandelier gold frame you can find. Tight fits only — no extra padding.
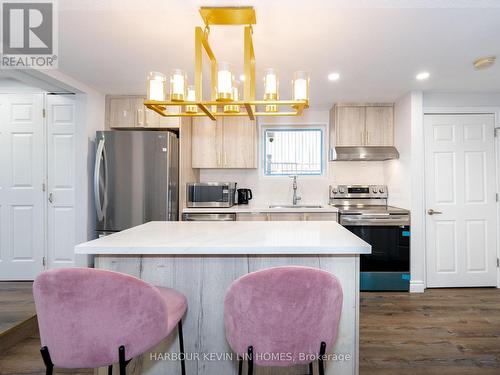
[144,7,309,121]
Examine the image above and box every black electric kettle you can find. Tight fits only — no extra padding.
[237,188,253,205]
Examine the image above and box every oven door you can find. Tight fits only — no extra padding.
[344,224,410,291]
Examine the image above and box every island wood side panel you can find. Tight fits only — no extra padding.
[94,254,359,375]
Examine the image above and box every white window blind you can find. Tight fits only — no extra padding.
[264,128,323,176]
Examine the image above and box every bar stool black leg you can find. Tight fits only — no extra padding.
[118,345,128,375]
[178,320,186,375]
[237,355,243,375]
[247,346,254,375]
[107,365,113,375]
[318,341,326,375]
[40,346,54,375]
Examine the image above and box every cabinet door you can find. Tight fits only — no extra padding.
[109,98,136,128]
[304,212,338,221]
[157,106,181,128]
[365,106,394,146]
[192,117,221,168]
[237,212,269,221]
[336,106,366,146]
[268,212,304,221]
[222,117,257,168]
[143,102,181,128]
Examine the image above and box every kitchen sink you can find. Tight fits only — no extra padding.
[269,205,323,209]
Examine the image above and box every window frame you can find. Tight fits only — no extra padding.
[261,125,326,177]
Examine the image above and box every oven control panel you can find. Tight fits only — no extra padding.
[330,185,388,199]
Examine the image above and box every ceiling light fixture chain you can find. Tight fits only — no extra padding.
[144,6,309,121]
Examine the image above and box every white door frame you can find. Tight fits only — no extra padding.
[423,106,500,288]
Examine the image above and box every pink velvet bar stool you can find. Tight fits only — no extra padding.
[224,266,343,375]
[33,268,187,375]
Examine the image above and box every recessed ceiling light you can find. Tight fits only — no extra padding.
[473,56,496,70]
[415,71,430,81]
[328,72,340,81]
[239,74,245,81]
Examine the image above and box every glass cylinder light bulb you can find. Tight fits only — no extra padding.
[170,69,187,101]
[224,80,240,113]
[147,71,167,101]
[292,71,309,102]
[263,68,279,100]
[186,85,197,113]
[217,62,234,101]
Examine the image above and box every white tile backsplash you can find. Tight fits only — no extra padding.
[199,161,385,206]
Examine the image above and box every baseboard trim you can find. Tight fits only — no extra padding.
[410,280,425,293]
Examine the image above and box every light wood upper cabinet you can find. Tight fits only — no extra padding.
[335,106,366,146]
[330,103,394,150]
[108,97,136,128]
[365,106,394,146]
[192,116,257,169]
[222,117,257,168]
[106,95,180,129]
[191,117,220,168]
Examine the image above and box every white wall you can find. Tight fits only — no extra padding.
[424,92,500,107]
[0,77,46,93]
[384,93,412,210]
[383,91,425,293]
[199,110,385,206]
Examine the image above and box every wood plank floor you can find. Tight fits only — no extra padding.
[0,282,35,334]
[360,288,500,374]
[1,287,499,374]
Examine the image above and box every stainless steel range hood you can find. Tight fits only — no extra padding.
[330,146,400,161]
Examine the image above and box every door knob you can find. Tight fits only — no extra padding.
[427,208,442,215]
[48,192,54,204]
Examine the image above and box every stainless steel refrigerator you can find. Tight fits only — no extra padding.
[94,130,179,237]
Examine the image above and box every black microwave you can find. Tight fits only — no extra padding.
[186,182,237,208]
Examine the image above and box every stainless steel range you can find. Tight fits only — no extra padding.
[330,185,410,291]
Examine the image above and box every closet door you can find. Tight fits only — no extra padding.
[0,94,45,280]
[46,95,77,269]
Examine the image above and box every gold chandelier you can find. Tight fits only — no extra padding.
[144,6,310,121]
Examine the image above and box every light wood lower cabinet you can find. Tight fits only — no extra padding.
[191,117,257,168]
[236,212,269,221]
[268,212,305,221]
[304,212,338,221]
[236,212,338,221]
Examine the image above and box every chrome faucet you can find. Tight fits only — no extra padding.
[290,175,301,206]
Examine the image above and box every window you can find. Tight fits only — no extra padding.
[263,128,324,176]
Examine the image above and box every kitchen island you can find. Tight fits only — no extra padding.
[75,221,370,375]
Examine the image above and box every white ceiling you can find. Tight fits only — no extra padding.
[57,0,500,109]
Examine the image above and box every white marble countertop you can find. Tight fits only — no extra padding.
[75,221,370,255]
[182,204,339,214]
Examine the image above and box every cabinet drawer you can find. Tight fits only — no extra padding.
[236,212,269,221]
[304,213,338,221]
[268,213,304,221]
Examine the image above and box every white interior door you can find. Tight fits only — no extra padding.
[424,114,497,287]
[46,95,76,269]
[0,94,45,280]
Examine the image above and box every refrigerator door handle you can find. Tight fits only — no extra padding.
[94,138,107,221]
